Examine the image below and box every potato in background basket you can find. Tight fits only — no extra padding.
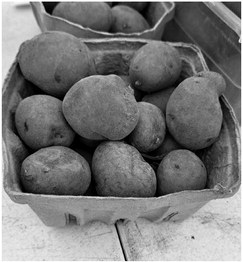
[52,2,113,32]
[20,146,91,195]
[18,31,96,98]
[15,95,75,150]
[92,141,157,197]
[110,5,150,33]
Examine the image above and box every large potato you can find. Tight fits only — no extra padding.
[166,75,224,150]
[20,146,91,195]
[18,31,96,98]
[52,2,112,32]
[92,141,157,197]
[157,149,207,195]
[129,102,166,153]
[110,5,150,33]
[62,75,139,141]
[129,42,182,92]
[15,95,75,150]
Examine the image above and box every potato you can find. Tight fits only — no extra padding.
[157,149,207,195]
[52,2,112,32]
[20,146,91,195]
[15,95,75,150]
[92,141,157,197]
[63,75,139,141]
[129,102,166,153]
[116,2,148,12]
[142,86,175,114]
[166,75,223,150]
[110,5,150,33]
[195,71,226,95]
[129,42,182,92]
[144,132,182,160]
[18,31,96,98]
[119,75,144,101]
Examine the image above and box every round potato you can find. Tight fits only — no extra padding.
[18,31,96,98]
[62,74,139,141]
[92,141,157,197]
[15,95,75,150]
[52,2,112,32]
[166,76,223,150]
[129,102,166,153]
[157,149,207,195]
[129,42,182,92]
[20,146,91,195]
[110,5,150,33]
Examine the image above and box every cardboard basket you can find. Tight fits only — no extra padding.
[2,38,241,227]
[30,2,175,39]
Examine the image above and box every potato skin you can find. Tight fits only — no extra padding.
[119,75,144,101]
[92,141,157,197]
[18,31,96,98]
[111,5,150,33]
[15,95,75,150]
[129,102,166,153]
[129,42,181,92]
[117,2,148,12]
[195,71,226,96]
[142,87,175,114]
[20,146,91,195]
[62,74,139,141]
[52,2,112,32]
[166,76,223,150]
[145,132,182,159]
[157,149,207,195]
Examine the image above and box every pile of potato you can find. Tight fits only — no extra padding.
[16,30,226,197]
[51,2,150,33]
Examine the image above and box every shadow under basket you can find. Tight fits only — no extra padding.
[30,2,175,40]
[2,38,241,227]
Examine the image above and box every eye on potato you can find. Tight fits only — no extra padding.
[20,146,91,195]
[15,95,75,150]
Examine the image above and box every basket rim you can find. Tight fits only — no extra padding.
[30,1,175,37]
